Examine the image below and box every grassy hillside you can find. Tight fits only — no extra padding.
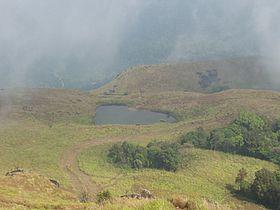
[0,68,279,209]
[96,89,280,125]
[0,116,275,209]
[0,172,86,209]
[78,143,276,209]
[0,171,174,209]
[0,88,96,124]
[97,57,278,94]
[0,119,179,209]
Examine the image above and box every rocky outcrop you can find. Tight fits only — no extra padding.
[121,189,154,199]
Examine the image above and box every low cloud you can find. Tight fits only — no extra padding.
[0,0,279,88]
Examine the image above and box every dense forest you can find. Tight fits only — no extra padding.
[108,141,181,171]
[180,111,280,165]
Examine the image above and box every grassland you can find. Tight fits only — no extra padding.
[0,88,96,123]
[95,89,280,126]
[0,119,181,209]
[0,170,174,209]
[0,58,280,209]
[0,172,88,209]
[1,115,272,209]
[0,119,171,185]
[96,56,279,95]
[78,142,276,209]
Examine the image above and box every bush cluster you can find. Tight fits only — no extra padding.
[235,168,280,209]
[108,141,181,171]
[97,190,112,204]
[180,111,280,164]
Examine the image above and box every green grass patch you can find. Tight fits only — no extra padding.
[0,119,165,186]
[78,143,277,205]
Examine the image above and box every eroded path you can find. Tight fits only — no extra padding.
[60,137,120,200]
[59,133,166,201]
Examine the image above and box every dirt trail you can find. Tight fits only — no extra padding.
[59,133,164,201]
[60,137,117,200]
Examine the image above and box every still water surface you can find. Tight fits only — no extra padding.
[94,105,176,125]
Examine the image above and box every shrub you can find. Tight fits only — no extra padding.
[97,190,112,204]
[210,85,230,93]
[235,168,280,209]
[235,168,250,193]
[235,168,247,185]
[251,168,280,208]
[79,191,90,203]
[272,119,280,132]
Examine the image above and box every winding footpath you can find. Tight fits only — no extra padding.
[59,133,164,201]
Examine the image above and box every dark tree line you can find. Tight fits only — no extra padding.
[197,69,230,92]
[235,168,280,209]
[180,111,280,165]
[108,141,181,172]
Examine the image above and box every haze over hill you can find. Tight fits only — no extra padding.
[96,56,280,96]
[0,1,280,209]
[0,0,280,89]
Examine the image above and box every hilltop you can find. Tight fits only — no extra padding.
[97,56,278,94]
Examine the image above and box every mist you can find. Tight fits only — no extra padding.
[0,0,143,88]
[0,0,279,88]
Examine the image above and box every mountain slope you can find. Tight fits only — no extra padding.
[79,144,276,209]
[0,59,280,209]
[0,172,85,209]
[1,1,277,89]
[0,88,96,123]
[97,56,278,94]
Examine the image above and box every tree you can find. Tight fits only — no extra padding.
[272,119,280,132]
[234,111,265,130]
[179,111,280,164]
[159,148,181,171]
[147,141,181,171]
[235,168,280,209]
[268,147,280,165]
[108,141,182,172]
[108,141,148,168]
[133,159,143,169]
[251,168,280,208]
[235,168,250,193]
[108,143,125,164]
[223,124,244,152]
[180,127,208,148]
[208,128,225,150]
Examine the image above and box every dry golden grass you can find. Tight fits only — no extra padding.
[0,88,96,123]
[95,56,277,95]
[96,89,280,126]
[0,172,93,209]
